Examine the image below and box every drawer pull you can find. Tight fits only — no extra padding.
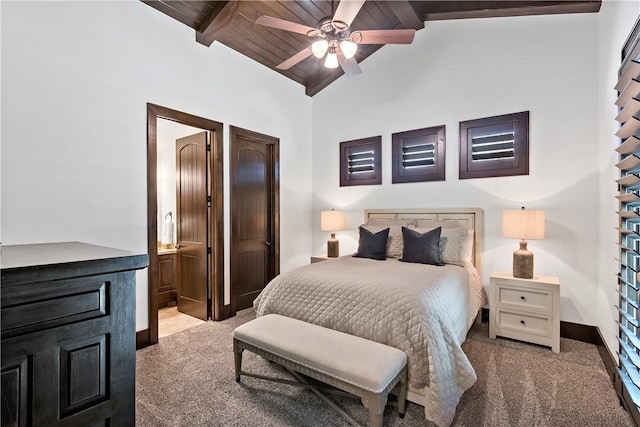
[520,296,526,300]
[520,320,525,325]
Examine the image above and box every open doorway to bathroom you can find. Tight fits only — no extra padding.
[141,104,224,347]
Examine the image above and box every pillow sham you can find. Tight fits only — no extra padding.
[411,225,467,266]
[400,226,443,266]
[353,226,390,261]
[361,225,403,258]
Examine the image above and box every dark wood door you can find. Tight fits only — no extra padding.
[231,127,279,313]
[176,132,208,321]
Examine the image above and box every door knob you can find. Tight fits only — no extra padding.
[175,244,182,249]
[264,241,272,246]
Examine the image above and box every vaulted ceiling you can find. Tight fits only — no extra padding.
[142,1,601,96]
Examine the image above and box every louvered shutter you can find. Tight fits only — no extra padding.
[459,111,529,179]
[616,42,640,410]
[392,126,445,184]
[340,136,382,186]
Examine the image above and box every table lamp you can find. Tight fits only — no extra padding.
[502,207,545,279]
[321,210,346,258]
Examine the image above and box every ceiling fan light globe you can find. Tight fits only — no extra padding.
[311,40,329,59]
[324,52,339,68]
[340,40,357,59]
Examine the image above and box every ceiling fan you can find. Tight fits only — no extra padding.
[255,0,415,77]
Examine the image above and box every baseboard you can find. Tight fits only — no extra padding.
[560,320,597,343]
[136,329,150,350]
[221,304,232,320]
[594,326,617,380]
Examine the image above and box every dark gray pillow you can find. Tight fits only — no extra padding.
[400,226,443,266]
[353,226,389,260]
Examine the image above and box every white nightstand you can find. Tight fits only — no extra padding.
[489,271,560,353]
[310,255,331,263]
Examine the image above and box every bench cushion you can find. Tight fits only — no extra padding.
[233,314,407,393]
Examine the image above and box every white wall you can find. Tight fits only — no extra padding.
[597,0,640,359]
[312,13,600,325]
[1,1,313,331]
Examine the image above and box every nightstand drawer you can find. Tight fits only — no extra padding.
[496,310,552,337]
[496,286,552,312]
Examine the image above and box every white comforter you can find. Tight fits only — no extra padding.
[253,256,484,427]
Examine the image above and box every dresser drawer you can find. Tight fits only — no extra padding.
[496,285,552,312]
[496,310,552,337]
[2,276,109,338]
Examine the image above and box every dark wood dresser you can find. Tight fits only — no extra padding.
[1,242,148,426]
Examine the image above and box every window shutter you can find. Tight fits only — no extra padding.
[459,111,529,179]
[348,150,375,174]
[616,17,640,413]
[470,126,515,161]
[392,126,445,184]
[340,136,382,186]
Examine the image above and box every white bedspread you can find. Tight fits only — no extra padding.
[253,256,484,426]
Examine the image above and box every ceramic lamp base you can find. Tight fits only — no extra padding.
[513,240,534,279]
[327,233,339,258]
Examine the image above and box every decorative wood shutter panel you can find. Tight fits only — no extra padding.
[340,136,382,186]
[392,126,445,184]
[459,111,529,179]
[616,16,640,413]
[348,150,375,174]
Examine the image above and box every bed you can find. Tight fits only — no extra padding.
[253,208,485,427]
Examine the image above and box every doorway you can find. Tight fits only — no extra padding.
[143,104,224,347]
[230,126,280,314]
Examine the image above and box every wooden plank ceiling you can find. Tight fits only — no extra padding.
[142,1,601,96]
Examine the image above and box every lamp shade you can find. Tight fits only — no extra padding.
[311,39,329,59]
[340,40,358,59]
[321,210,346,231]
[324,50,339,69]
[502,208,545,240]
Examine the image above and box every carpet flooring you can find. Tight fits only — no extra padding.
[136,309,633,426]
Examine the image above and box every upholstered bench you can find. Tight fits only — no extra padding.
[233,314,408,427]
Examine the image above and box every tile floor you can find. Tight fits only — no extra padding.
[158,306,205,339]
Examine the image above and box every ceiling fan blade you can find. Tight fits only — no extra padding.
[255,16,315,36]
[333,0,366,27]
[276,47,313,70]
[337,53,362,77]
[355,29,415,45]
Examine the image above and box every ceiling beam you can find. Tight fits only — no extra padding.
[196,1,245,47]
[141,1,197,28]
[386,1,424,30]
[420,1,601,21]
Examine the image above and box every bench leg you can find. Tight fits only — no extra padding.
[397,368,408,418]
[362,393,386,427]
[233,339,243,382]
